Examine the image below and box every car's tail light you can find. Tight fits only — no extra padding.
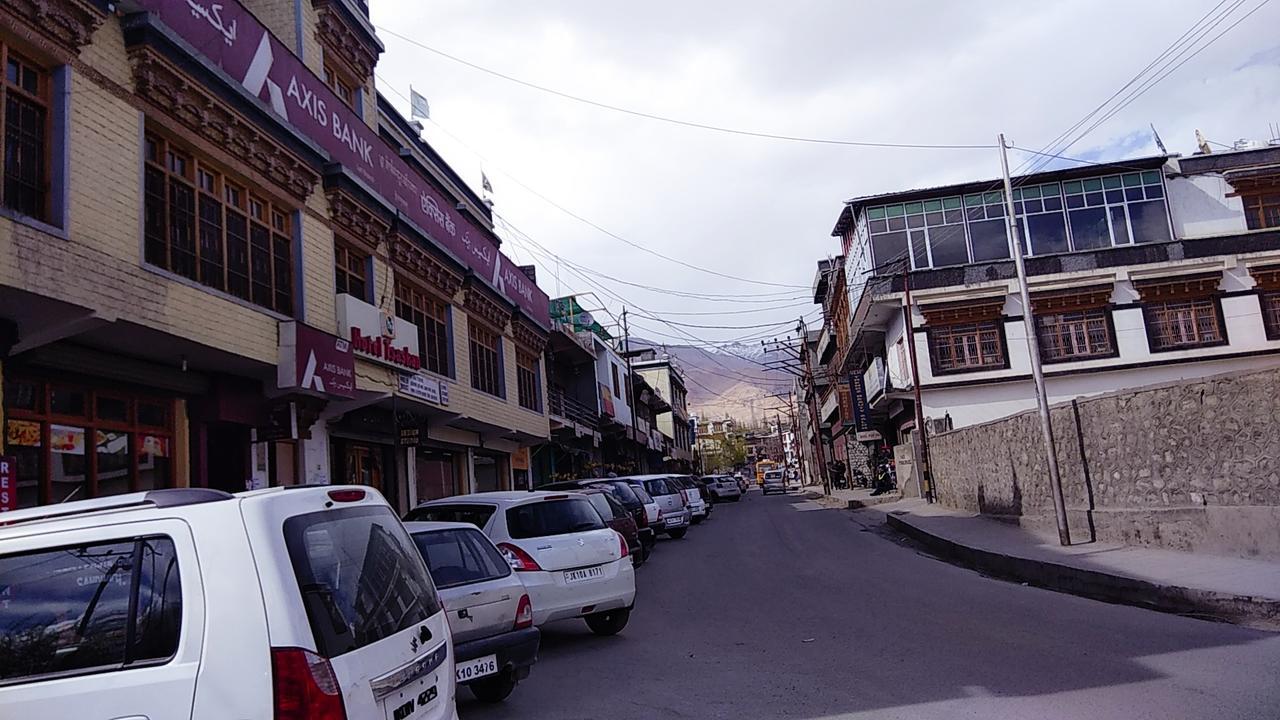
[656,507,664,521]
[616,531,629,558]
[327,489,365,503]
[513,594,533,630]
[634,508,648,528]
[497,542,542,571]
[272,647,347,720]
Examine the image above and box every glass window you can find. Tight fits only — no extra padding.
[870,230,908,270]
[929,322,1005,373]
[1144,298,1224,351]
[516,350,540,411]
[1261,292,1280,340]
[927,223,968,267]
[1109,206,1131,245]
[394,278,451,377]
[411,528,511,589]
[1128,200,1171,244]
[909,229,929,269]
[1068,207,1111,250]
[1242,192,1280,231]
[284,506,440,659]
[584,493,616,521]
[1036,308,1114,362]
[1026,212,1069,255]
[335,243,368,301]
[469,324,502,396]
[2,48,49,221]
[49,387,86,417]
[0,537,182,684]
[505,498,606,539]
[403,503,497,528]
[968,219,1010,261]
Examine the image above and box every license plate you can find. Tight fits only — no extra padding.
[564,565,605,584]
[455,654,498,682]
[666,516,685,526]
[383,679,437,720]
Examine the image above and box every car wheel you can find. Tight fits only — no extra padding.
[469,671,517,703]
[691,515,703,525]
[668,528,687,539]
[632,547,646,568]
[585,608,631,636]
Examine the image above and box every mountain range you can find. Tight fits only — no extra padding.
[634,339,795,426]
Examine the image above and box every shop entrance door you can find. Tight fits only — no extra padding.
[344,444,384,493]
[473,454,500,493]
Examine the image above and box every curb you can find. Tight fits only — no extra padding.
[846,493,902,510]
[884,513,1280,629]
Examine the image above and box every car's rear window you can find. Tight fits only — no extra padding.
[404,503,496,529]
[412,528,511,589]
[593,481,639,506]
[643,479,672,496]
[506,498,606,539]
[0,536,182,685]
[284,506,441,659]
[583,493,616,521]
[631,485,654,503]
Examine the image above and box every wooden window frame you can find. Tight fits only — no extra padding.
[1241,190,1280,231]
[334,240,369,302]
[1,44,52,222]
[1034,307,1119,364]
[516,350,540,411]
[3,376,175,507]
[925,320,1009,375]
[323,62,358,111]
[1141,297,1229,352]
[469,322,503,397]
[144,132,295,315]
[1260,291,1280,341]
[394,276,452,377]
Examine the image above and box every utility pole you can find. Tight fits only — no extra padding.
[622,308,641,475]
[999,133,1071,546]
[901,270,931,502]
[797,317,829,495]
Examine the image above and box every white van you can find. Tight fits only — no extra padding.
[0,486,457,720]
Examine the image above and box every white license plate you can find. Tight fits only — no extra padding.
[382,678,437,720]
[564,565,605,584]
[667,516,685,526]
[455,654,498,682]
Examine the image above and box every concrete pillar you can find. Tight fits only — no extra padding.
[300,421,331,485]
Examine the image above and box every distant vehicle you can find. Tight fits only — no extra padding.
[577,487,646,567]
[704,475,742,502]
[0,486,457,720]
[628,483,662,554]
[755,459,780,483]
[406,521,540,703]
[786,468,803,491]
[541,478,655,555]
[734,473,750,493]
[623,475,691,539]
[406,491,637,635]
[762,469,788,495]
[671,476,709,524]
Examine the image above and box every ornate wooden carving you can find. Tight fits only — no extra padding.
[326,187,392,249]
[391,236,464,299]
[1,0,106,53]
[130,48,319,200]
[313,0,380,84]
[512,317,549,354]
[464,281,514,332]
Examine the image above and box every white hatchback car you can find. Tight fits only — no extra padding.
[406,492,636,635]
[0,486,457,720]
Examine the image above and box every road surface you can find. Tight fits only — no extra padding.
[458,490,1280,719]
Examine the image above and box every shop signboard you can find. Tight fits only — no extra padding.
[511,447,530,471]
[133,0,550,329]
[256,401,298,442]
[848,372,873,434]
[398,425,421,447]
[398,373,449,407]
[0,455,15,512]
[337,294,422,372]
[278,321,356,399]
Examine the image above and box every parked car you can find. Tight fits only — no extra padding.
[577,487,646,566]
[541,478,654,554]
[406,492,636,635]
[672,475,709,523]
[0,486,457,720]
[735,473,751,493]
[623,474,691,539]
[628,483,662,551]
[705,474,743,502]
[762,469,788,495]
[405,521,540,704]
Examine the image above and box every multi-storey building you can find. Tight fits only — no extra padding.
[828,143,1280,460]
[0,0,551,514]
[630,348,694,470]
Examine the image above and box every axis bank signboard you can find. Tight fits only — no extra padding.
[140,0,549,328]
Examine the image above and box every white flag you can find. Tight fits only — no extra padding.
[481,171,493,195]
[410,87,430,120]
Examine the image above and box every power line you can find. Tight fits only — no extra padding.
[375,27,998,152]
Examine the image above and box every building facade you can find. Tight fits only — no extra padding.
[631,349,694,470]
[0,0,551,515]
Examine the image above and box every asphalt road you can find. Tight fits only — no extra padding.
[457,489,1280,720]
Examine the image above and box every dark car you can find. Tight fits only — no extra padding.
[542,478,655,553]
[577,487,646,566]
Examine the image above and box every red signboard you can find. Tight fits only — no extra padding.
[0,456,15,512]
[136,0,550,328]
[278,321,356,399]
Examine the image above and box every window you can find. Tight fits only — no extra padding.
[394,277,451,376]
[505,498,605,539]
[2,378,173,509]
[611,363,621,397]
[0,536,182,684]
[1,47,49,221]
[516,350,540,411]
[403,502,497,528]
[1144,298,1225,351]
[1261,292,1280,340]
[323,64,357,110]
[1059,171,1169,247]
[410,528,511,589]
[144,134,293,315]
[469,323,502,396]
[1036,309,1115,362]
[929,322,1006,373]
[283,505,440,659]
[334,242,368,301]
[1242,192,1280,231]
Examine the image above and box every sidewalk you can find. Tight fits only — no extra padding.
[861,499,1280,629]
[801,485,903,509]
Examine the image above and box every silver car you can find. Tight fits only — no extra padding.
[624,474,691,539]
[406,521,541,703]
[705,474,743,502]
[762,469,788,495]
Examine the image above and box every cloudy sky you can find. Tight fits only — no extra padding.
[369,0,1280,347]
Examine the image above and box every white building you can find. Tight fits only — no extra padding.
[832,144,1280,439]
